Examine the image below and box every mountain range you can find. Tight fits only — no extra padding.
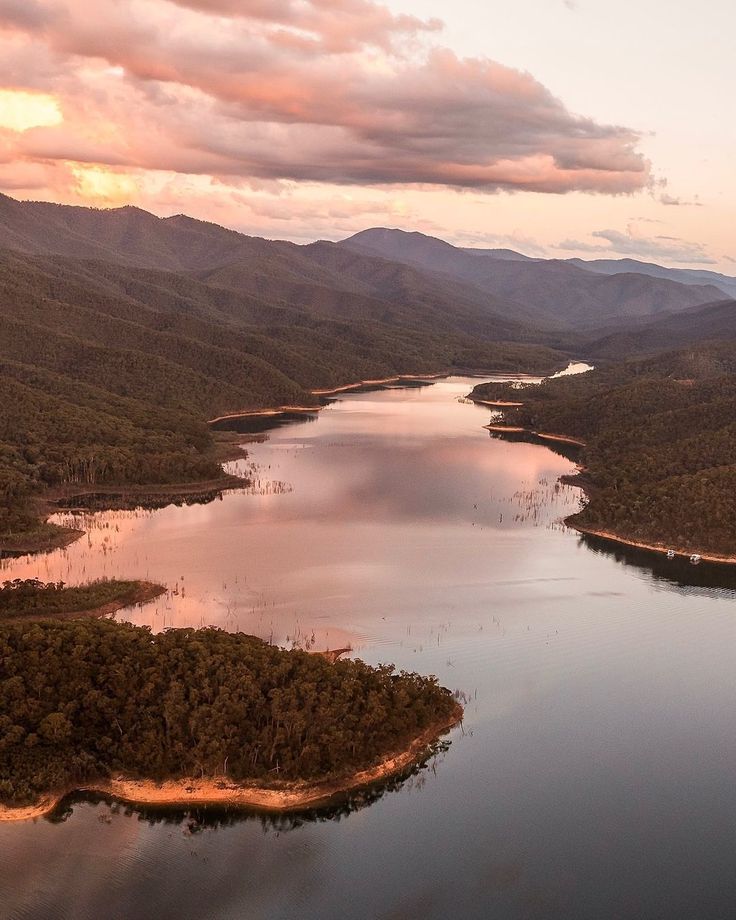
[341,228,731,328]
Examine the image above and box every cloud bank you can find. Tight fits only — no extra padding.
[0,0,651,200]
[557,227,717,264]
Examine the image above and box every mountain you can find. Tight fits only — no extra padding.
[0,195,558,340]
[567,258,736,300]
[0,195,568,548]
[461,246,534,262]
[585,298,736,360]
[3,192,731,549]
[340,228,724,328]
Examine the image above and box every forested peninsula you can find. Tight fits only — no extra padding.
[471,342,736,560]
[0,618,461,819]
[0,578,165,622]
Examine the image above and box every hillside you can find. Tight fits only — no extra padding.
[585,298,736,359]
[341,228,725,328]
[0,198,569,551]
[472,343,736,557]
[5,194,731,555]
[568,258,736,300]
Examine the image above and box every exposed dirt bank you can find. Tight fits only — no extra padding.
[0,703,463,822]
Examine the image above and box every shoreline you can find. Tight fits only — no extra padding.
[2,473,247,557]
[209,405,323,424]
[50,473,245,511]
[209,374,449,423]
[0,703,463,823]
[483,423,586,447]
[209,365,567,423]
[0,526,85,558]
[471,398,524,408]
[481,416,736,566]
[3,581,167,623]
[311,373,447,397]
[570,523,736,567]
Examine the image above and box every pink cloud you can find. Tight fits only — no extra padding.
[0,0,651,198]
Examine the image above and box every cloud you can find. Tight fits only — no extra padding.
[659,192,702,207]
[449,228,549,257]
[0,0,51,28]
[0,0,651,198]
[556,226,717,264]
[164,0,444,54]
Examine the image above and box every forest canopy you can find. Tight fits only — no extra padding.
[472,342,736,556]
[0,579,161,621]
[0,619,458,806]
[0,244,564,549]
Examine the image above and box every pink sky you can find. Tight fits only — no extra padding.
[0,0,732,270]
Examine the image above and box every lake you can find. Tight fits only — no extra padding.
[2,374,736,920]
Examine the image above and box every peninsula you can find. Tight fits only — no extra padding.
[0,619,462,820]
[471,341,736,562]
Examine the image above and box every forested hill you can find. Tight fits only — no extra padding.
[341,228,726,328]
[472,342,736,557]
[584,298,736,360]
[0,197,567,551]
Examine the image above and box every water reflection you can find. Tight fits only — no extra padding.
[3,375,736,920]
[211,411,319,435]
[580,533,736,595]
[47,739,453,832]
[0,378,586,648]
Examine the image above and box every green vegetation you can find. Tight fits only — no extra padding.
[0,619,458,805]
[0,579,160,621]
[472,342,736,556]
[0,207,565,548]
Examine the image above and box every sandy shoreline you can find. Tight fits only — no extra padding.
[209,375,448,423]
[535,431,586,447]
[208,405,323,424]
[484,424,527,434]
[483,422,586,448]
[311,373,447,396]
[0,704,463,823]
[482,416,735,566]
[471,398,524,408]
[571,524,736,566]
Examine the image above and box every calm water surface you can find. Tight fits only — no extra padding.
[2,375,736,920]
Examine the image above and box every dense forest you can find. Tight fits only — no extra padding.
[0,619,458,806]
[584,297,736,360]
[472,342,736,556]
[0,579,160,621]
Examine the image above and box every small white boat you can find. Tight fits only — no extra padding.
[666,549,675,560]
[689,554,702,565]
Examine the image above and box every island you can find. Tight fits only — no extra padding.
[470,341,736,563]
[0,617,462,821]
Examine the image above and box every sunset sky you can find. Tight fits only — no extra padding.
[0,0,732,270]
